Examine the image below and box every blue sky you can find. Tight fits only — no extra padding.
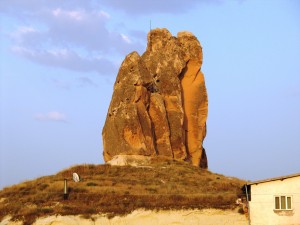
[0,0,299,189]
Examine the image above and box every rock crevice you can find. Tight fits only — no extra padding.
[102,28,208,168]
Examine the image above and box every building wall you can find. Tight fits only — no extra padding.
[249,176,300,225]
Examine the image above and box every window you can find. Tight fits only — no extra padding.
[274,196,292,210]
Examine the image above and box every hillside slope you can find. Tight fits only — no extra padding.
[0,159,245,225]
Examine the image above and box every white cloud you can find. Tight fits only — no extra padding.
[14,26,36,35]
[52,8,62,17]
[121,34,132,44]
[10,26,45,47]
[34,111,67,122]
[101,0,221,15]
[99,10,110,19]
[11,46,37,57]
[0,0,92,13]
[11,46,116,74]
[2,0,144,75]
[52,8,87,21]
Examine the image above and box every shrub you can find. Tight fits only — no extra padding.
[86,182,98,186]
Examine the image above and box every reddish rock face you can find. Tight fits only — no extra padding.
[102,28,208,168]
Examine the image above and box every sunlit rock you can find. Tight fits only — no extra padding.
[102,28,208,168]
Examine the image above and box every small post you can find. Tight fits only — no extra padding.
[64,179,68,200]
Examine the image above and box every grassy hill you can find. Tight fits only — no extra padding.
[0,159,245,225]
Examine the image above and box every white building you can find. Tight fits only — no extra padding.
[245,173,300,225]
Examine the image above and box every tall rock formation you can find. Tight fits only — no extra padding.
[102,28,208,168]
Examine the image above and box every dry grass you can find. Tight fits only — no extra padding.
[0,159,245,224]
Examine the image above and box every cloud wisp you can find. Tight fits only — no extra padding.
[34,111,67,122]
[78,77,98,88]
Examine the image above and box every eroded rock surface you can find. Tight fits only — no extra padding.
[102,28,208,168]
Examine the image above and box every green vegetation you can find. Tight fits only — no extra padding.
[0,159,245,225]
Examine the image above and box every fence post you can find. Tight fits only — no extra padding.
[64,179,68,200]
